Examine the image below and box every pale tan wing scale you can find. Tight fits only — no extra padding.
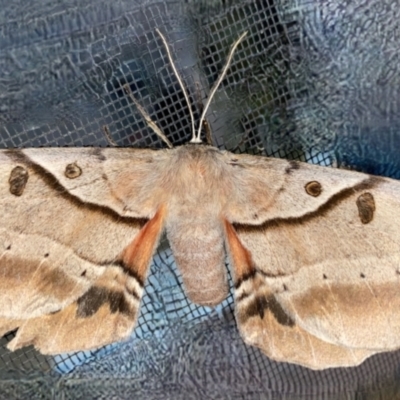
[0,148,167,353]
[223,151,400,369]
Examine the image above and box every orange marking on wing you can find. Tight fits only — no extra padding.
[223,220,254,278]
[121,205,166,279]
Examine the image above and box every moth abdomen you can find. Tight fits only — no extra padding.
[166,219,228,306]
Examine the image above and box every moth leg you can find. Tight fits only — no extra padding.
[6,206,166,354]
[223,219,374,369]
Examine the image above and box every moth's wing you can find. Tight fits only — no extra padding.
[224,220,377,370]
[0,148,167,354]
[223,153,400,369]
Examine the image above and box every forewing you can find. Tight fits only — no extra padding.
[224,153,369,224]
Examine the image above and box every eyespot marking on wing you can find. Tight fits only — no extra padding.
[356,192,375,224]
[9,166,29,196]
[65,162,82,179]
[305,181,322,197]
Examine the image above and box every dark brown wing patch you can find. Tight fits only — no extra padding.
[240,294,295,327]
[76,286,136,318]
[9,166,29,196]
[356,192,375,224]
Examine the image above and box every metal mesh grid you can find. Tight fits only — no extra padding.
[1,0,400,398]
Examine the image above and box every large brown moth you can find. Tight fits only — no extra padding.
[1,29,400,371]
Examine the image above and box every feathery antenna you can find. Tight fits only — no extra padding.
[125,30,247,148]
[156,29,197,143]
[194,31,247,143]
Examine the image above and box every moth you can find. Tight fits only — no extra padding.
[1,29,400,371]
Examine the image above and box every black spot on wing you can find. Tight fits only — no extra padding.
[236,291,250,302]
[285,160,300,174]
[114,259,145,287]
[88,148,107,161]
[241,294,295,327]
[235,269,256,289]
[228,158,244,167]
[76,286,135,318]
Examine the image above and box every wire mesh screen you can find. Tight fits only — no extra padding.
[1,0,400,398]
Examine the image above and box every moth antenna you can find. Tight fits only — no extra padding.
[203,120,212,145]
[123,83,173,149]
[156,28,196,143]
[195,31,248,143]
[195,81,213,145]
[102,125,118,147]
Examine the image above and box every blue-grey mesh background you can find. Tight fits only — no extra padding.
[1,0,400,399]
